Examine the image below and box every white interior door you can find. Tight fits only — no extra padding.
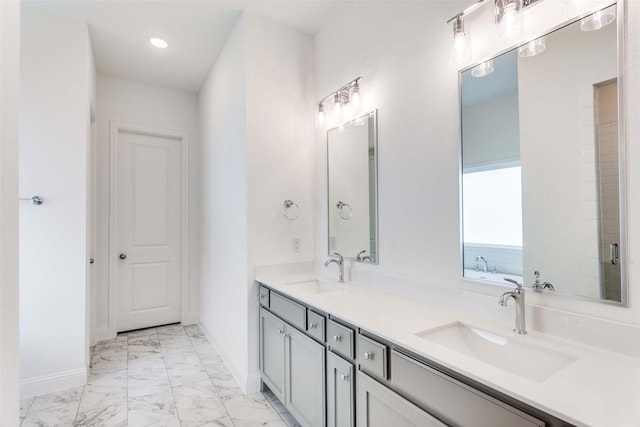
[114,128,182,332]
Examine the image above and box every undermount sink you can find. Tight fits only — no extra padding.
[285,279,343,294]
[416,322,577,382]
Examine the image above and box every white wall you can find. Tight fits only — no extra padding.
[314,0,640,352]
[199,12,314,392]
[0,0,20,422]
[244,12,315,390]
[315,0,462,282]
[198,15,249,391]
[462,90,520,169]
[20,7,94,397]
[94,73,200,340]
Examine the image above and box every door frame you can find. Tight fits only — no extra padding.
[108,122,190,337]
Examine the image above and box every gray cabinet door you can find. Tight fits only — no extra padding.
[327,351,354,427]
[259,308,286,402]
[286,325,326,427]
[356,371,447,427]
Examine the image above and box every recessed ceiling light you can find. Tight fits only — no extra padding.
[150,38,168,49]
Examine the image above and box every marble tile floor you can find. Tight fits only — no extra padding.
[20,324,301,427]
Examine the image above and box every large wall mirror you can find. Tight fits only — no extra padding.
[460,3,626,304]
[328,111,378,263]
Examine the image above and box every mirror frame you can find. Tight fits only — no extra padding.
[327,110,380,264]
[457,1,627,306]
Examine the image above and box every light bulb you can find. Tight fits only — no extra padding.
[495,0,523,41]
[316,103,325,129]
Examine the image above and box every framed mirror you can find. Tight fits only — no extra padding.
[327,111,378,263]
[460,3,626,304]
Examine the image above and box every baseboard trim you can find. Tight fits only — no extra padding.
[246,372,261,394]
[182,312,200,326]
[95,327,115,343]
[20,368,87,399]
[198,322,250,394]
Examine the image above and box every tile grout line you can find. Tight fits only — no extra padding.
[159,327,184,425]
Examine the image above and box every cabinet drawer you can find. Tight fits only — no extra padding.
[259,286,270,307]
[327,319,354,359]
[307,311,325,342]
[269,292,306,330]
[357,334,387,379]
[390,351,545,427]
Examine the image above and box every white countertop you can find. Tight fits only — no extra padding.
[255,271,640,427]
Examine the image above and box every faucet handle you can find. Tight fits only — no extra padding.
[332,252,344,262]
[503,278,523,289]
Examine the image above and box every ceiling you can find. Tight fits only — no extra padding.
[23,1,355,93]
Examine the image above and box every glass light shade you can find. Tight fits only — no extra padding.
[316,104,325,129]
[518,37,546,58]
[350,87,361,112]
[333,92,342,122]
[451,16,471,68]
[471,60,494,78]
[580,6,616,31]
[495,0,524,41]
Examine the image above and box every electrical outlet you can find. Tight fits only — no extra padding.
[293,238,301,253]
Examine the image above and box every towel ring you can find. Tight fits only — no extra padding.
[336,201,353,220]
[19,196,44,205]
[283,200,300,221]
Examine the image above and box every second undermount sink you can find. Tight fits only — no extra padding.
[285,279,343,294]
[416,322,577,382]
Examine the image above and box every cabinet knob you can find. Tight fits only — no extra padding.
[278,329,284,335]
[363,352,373,360]
[340,373,348,381]
[260,294,265,299]
[333,335,342,342]
[309,323,317,329]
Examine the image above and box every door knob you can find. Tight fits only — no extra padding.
[90,258,95,264]
[119,253,127,260]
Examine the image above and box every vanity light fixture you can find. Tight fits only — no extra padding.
[518,36,546,57]
[149,37,169,49]
[316,77,363,129]
[580,5,616,31]
[471,60,494,77]
[446,0,540,51]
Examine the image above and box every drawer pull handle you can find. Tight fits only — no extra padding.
[363,352,373,360]
[309,323,317,329]
[333,335,342,342]
[340,373,349,381]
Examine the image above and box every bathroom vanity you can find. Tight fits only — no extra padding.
[255,273,640,427]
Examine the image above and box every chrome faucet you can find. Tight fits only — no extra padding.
[357,250,373,262]
[475,256,489,272]
[499,278,527,334]
[324,252,344,283]
[531,271,556,292]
